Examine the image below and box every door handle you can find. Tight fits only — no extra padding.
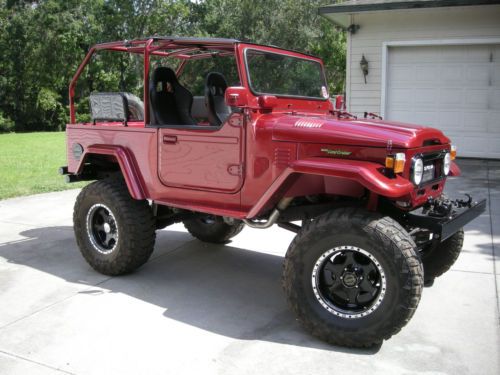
[163,135,178,144]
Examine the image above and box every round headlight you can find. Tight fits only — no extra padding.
[443,152,451,175]
[412,157,424,185]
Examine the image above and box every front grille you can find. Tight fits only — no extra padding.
[420,151,446,184]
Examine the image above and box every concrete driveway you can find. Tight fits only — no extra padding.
[0,159,499,375]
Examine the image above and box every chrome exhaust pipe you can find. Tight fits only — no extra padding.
[243,197,293,229]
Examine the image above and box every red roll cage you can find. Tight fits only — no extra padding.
[69,36,327,125]
[69,37,240,125]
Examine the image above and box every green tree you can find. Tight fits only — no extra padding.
[0,0,346,133]
[200,0,346,92]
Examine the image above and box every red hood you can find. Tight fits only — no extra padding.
[270,115,450,149]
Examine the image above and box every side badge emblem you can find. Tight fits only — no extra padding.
[321,148,352,156]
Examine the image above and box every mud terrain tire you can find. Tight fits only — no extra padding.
[183,215,244,244]
[73,178,156,276]
[283,207,423,348]
[421,229,464,283]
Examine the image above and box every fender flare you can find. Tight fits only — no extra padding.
[450,161,461,177]
[76,144,147,200]
[247,157,414,218]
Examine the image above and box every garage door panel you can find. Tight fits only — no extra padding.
[493,66,500,85]
[445,134,473,155]
[463,45,491,62]
[438,88,464,108]
[463,111,489,132]
[438,46,466,62]
[466,64,491,85]
[493,45,500,56]
[466,89,490,110]
[387,110,417,124]
[386,44,500,158]
[487,111,500,132]
[411,111,438,126]
[441,64,465,83]
[485,138,500,159]
[415,88,438,107]
[390,47,435,63]
[416,65,441,82]
[389,65,415,83]
[387,88,414,107]
[456,135,489,156]
[491,89,500,110]
[437,111,464,131]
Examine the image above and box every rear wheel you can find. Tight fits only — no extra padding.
[283,208,423,348]
[183,215,244,244]
[73,178,156,276]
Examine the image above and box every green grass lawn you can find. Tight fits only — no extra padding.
[0,132,87,200]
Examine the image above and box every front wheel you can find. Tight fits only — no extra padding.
[283,208,423,348]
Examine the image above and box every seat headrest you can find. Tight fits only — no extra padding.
[152,67,179,85]
[206,72,228,94]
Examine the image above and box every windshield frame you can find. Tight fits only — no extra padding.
[243,47,329,101]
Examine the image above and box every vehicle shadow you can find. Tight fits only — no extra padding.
[1,161,495,355]
[0,225,381,355]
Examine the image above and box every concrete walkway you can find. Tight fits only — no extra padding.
[0,159,498,375]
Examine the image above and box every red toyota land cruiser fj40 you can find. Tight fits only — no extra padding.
[61,37,486,348]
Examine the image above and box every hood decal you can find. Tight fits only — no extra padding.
[294,118,325,128]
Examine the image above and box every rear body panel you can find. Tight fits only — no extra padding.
[66,124,244,217]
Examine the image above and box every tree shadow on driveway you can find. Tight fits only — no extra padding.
[0,225,381,355]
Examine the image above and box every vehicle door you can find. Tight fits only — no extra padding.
[158,116,244,193]
[157,56,244,193]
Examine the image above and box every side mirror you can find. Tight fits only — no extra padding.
[334,95,345,111]
[225,86,248,107]
[257,95,278,110]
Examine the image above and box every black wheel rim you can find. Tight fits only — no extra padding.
[311,246,386,319]
[86,203,119,254]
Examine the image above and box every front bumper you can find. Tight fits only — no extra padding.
[406,196,486,241]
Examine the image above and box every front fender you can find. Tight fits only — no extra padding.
[449,161,461,177]
[291,158,414,197]
[247,157,413,218]
[75,144,147,200]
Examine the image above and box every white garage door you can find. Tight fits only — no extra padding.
[386,44,500,158]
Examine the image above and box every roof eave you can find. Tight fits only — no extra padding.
[319,12,351,29]
[319,0,500,28]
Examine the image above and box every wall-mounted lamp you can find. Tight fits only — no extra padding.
[360,54,369,84]
[347,24,360,34]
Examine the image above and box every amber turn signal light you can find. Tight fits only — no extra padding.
[385,153,406,174]
[450,145,457,160]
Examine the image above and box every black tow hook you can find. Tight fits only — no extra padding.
[423,194,474,218]
[406,196,486,242]
[455,194,473,208]
[423,197,453,218]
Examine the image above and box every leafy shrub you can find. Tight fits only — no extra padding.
[0,111,14,133]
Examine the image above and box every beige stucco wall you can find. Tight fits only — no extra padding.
[345,5,500,117]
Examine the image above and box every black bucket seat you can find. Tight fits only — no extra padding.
[149,67,196,125]
[205,72,231,126]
